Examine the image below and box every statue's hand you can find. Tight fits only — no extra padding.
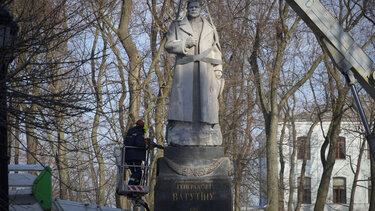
[215,70,222,79]
[185,37,197,48]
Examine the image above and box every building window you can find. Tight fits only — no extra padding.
[333,177,346,204]
[336,137,346,160]
[298,177,311,204]
[297,136,310,160]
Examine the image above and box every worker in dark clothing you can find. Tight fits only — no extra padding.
[124,120,165,186]
[124,120,147,185]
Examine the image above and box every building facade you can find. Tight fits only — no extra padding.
[279,120,371,210]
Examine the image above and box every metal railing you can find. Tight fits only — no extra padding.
[114,146,151,195]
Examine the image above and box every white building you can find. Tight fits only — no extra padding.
[279,120,371,210]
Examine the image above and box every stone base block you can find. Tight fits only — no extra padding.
[154,146,232,211]
[166,121,222,146]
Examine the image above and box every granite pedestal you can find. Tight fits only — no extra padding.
[154,146,232,211]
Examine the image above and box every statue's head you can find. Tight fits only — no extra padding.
[187,0,202,19]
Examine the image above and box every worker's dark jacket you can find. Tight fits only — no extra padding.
[124,125,146,161]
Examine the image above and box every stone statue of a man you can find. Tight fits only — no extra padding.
[165,0,224,146]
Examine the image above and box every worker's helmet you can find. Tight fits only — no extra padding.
[136,119,145,127]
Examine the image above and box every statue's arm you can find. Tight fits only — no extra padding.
[165,21,188,55]
[212,29,223,72]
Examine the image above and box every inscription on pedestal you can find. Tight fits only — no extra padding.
[155,178,231,211]
[173,181,214,202]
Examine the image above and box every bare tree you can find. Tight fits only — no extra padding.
[247,0,325,208]
[286,100,297,211]
[312,1,371,209]
[118,0,142,128]
[6,0,105,203]
[295,120,318,211]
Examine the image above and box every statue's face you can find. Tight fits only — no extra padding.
[187,2,201,18]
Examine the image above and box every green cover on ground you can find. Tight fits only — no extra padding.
[32,166,52,211]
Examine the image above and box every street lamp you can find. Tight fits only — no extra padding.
[0,6,18,211]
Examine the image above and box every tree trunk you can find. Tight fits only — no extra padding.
[250,3,299,209]
[25,103,37,165]
[278,118,288,211]
[349,139,366,211]
[147,46,172,211]
[118,0,141,129]
[7,115,12,165]
[117,1,144,208]
[57,116,69,200]
[90,28,106,205]
[314,113,344,210]
[314,55,349,211]
[91,105,106,205]
[144,0,172,207]
[287,118,297,211]
[14,113,20,165]
[233,158,244,211]
[51,57,69,200]
[265,111,280,211]
[295,121,317,211]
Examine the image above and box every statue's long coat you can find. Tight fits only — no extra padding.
[165,17,223,124]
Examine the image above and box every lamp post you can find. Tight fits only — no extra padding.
[0,7,17,211]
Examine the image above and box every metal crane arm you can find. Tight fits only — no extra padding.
[285,0,375,160]
[285,0,375,100]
